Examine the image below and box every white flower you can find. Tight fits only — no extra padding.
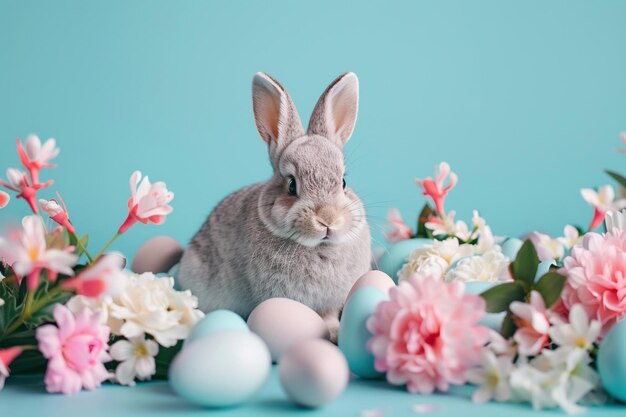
[110,336,159,386]
[445,250,510,283]
[549,304,600,351]
[109,272,204,347]
[425,210,458,237]
[22,135,60,166]
[557,225,582,251]
[528,232,564,262]
[66,295,125,335]
[38,199,63,217]
[580,185,626,213]
[605,210,626,232]
[466,350,513,403]
[397,238,475,282]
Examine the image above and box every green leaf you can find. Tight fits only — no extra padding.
[500,311,517,338]
[606,170,626,190]
[415,203,435,238]
[480,282,527,313]
[534,272,567,308]
[511,240,540,285]
[153,340,184,380]
[0,283,24,337]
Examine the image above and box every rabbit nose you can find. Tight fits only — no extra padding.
[315,206,344,230]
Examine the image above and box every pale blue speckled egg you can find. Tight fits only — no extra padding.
[170,330,271,407]
[338,287,389,378]
[597,319,626,402]
[184,309,249,347]
[378,238,433,283]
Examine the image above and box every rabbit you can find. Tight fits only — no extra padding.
[178,72,372,340]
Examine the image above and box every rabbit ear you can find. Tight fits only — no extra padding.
[252,72,304,146]
[307,72,359,146]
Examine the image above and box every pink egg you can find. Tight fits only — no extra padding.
[345,270,395,302]
[248,298,329,362]
[131,236,183,274]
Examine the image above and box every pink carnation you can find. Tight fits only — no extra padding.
[36,304,112,394]
[560,229,626,337]
[367,274,489,394]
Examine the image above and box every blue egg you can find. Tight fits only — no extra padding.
[378,238,433,283]
[338,287,389,378]
[501,238,523,260]
[535,260,555,281]
[464,281,505,331]
[185,310,249,347]
[598,319,626,402]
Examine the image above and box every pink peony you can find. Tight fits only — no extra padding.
[560,228,626,337]
[367,274,489,394]
[36,304,112,394]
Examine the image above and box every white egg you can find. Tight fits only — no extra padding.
[132,236,183,274]
[247,297,328,361]
[345,270,395,302]
[169,330,271,407]
[278,339,349,407]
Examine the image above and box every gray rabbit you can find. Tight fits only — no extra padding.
[178,72,372,338]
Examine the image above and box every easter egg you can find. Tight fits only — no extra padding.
[535,260,555,281]
[501,238,523,260]
[247,298,328,362]
[378,238,433,283]
[278,339,349,407]
[185,310,249,347]
[597,319,626,401]
[338,287,388,378]
[132,236,183,274]
[345,270,395,302]
[464,281,505,331]
[169,330,271,407]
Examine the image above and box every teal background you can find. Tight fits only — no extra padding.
[1,0,625,260]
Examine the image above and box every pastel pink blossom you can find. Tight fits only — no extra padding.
[0,191,9,209]
[39,196,75,234]
[367,274,489,394]
[62,253,126,298]
[118,171,174,234]
[560,228,626,337]
[0,215,78,290]
[0,168,52,214]
[580,185,626,230]
[385,208,413,243]
[416,162,457,217]
[510,291,551,356]
[16,135,59,185]
[36,304,112,394]
[0,347,23,390]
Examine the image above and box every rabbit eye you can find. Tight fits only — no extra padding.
[287,176,297,196]
[342,177,347,189]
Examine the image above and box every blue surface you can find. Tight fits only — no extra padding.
[1,1,626,262]
[2,367,624,417]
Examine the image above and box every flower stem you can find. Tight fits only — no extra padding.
[4,287,62,336]
[23,290,34,318]
[70,231,94,263]
[95,232,121,260]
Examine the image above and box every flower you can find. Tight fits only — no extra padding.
[466,350,513,403]
[0,215,77,290]
[0,168,52,214]
[510,291,551,356]
[118,171,174,234]
[445,250,511,283]
[560,226,626,336]
[604,209,625,232]
[416,162,457,216]
[367,275,489,394]
[549,304,600,351]
[36,304,112,394]
[528,232,564,262]
[16,135,59,185]
[39,196,75,234]
[108,272,203,347]
[110,336,159,386]
[62,253,126,298]
[384,208,412,243]
[0,347,23,390]
[557,225,582,251]
[0,191,9,209]
[580,185,626,230]
[398,238,474,282]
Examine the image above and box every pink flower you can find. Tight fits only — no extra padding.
[118,171,174,234]
[16,135,59,185]
[367,274,489,394]
[62,253,126,298]
[416,162,457,217]
[0,168,52,214]
[39,196,75,234]
[510,291,551,356]
[36,304,112,394]
[580,185,626,230]
[560,228,626,337]
[385,208,413,243]
[0,215,78,290]
[0,191,9,209]
[0,347,23,390]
